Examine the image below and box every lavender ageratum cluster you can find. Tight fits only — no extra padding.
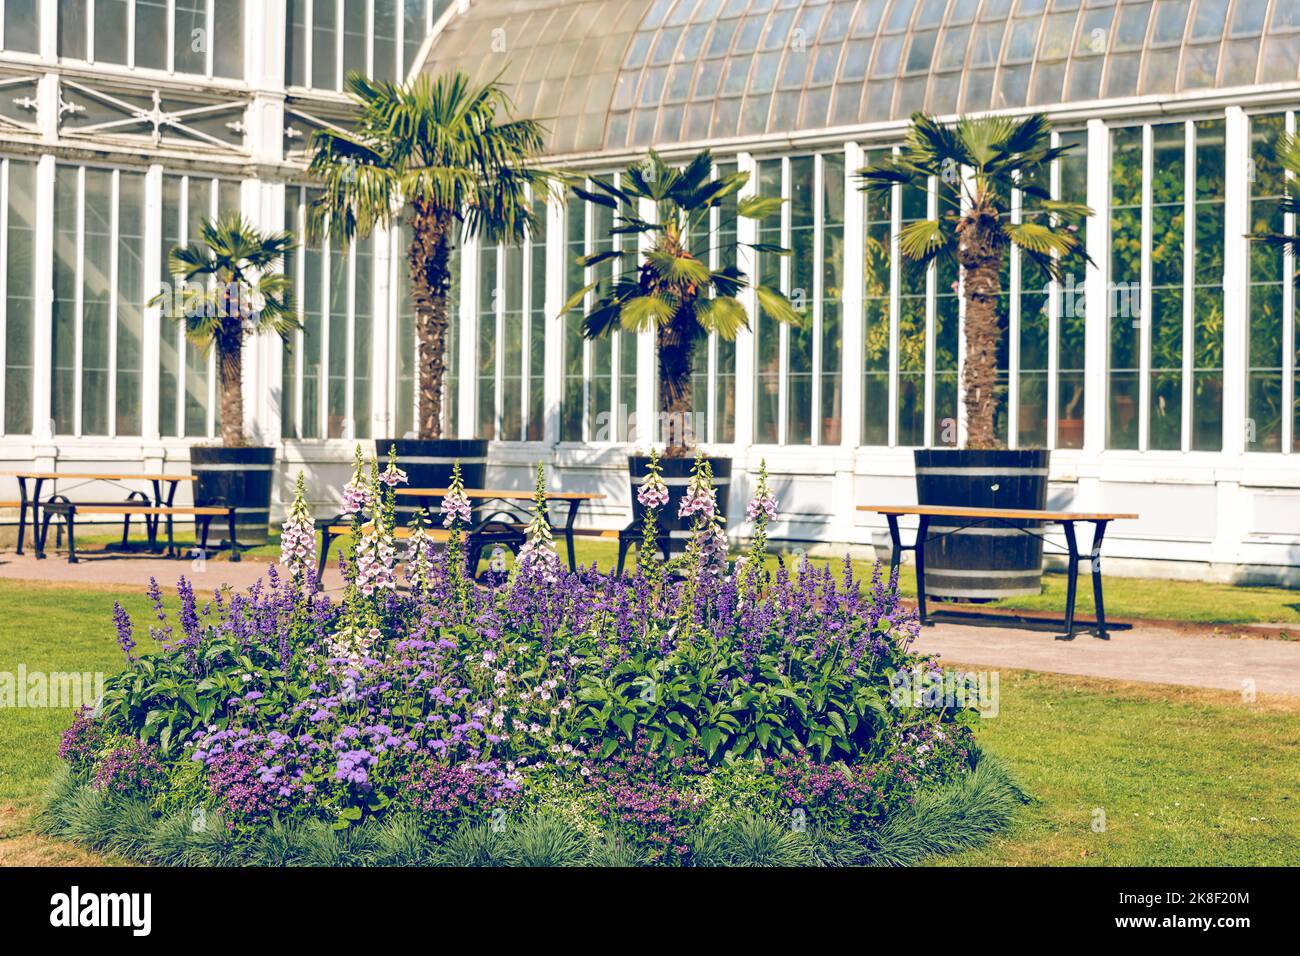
[58,453,977,859]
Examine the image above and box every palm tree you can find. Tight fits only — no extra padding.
[859,113,1092,449]
[155,214,296,447]
[307,71,551,439]
[563,150,799,457]
[1248,128,1300,264]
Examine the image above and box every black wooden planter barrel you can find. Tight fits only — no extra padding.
[190,446,276,547]
[912,448,1050,600]
[381,438,488,525]
[627,454,731,559]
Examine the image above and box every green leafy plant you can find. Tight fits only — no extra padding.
[564,150,799,456]
[153,214,297,447]
[859,113,1093,449]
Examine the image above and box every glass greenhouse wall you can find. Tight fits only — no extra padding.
[2,0,1300,583]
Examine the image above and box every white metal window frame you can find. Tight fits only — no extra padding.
[1103,112,1229,455]
[51,160,150,438]
[555,171,635,447]
[288,0,434,93]
[1243,106,1296,457]
[162,171,235,440]
[282,183,380,442]
[59,0,241,79]
[752,150,845,448]
[476,185,546,443]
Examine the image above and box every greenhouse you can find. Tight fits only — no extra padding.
[1,0,1299,582]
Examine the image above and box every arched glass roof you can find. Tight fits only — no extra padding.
[424,0,1300,156]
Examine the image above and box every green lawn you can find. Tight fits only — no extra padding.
[1,579,1297,866]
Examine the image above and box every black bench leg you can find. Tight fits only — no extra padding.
[16,489,27,556]
[886,514,903,579]
[318,528,333,579]
[37,509,53,559]
[1062,521,1080,640]
[65,512,78,564]
[197,515,212,558]
[617,537,630,576]
[914,515,930,626]
[227,509,240,562]
[564,499,579,572]
[1090,521,1109,639]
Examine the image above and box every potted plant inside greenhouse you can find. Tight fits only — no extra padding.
[307,70,553,508]
[155,214,298,547]
[859,114,1093,599]
[564,150,799,551]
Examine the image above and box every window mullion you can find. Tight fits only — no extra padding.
[1181,121,1195,454]
[925,175,938,449]
[346,241,357,440]
[1139,123,1153,452]
[1284,110,1297,455]
[887,160,901,448]
[812,154,824,448]
[74,167,86,438]
[0,161,8,435]
[1047,136,1061,450]
[778,156,790,446]
[1008,181,1021,450]
[108,169,120,439]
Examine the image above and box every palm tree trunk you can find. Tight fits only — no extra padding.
[408,201,455,440]
[218,326,245,447]
[959,216,1004,450]
[657,314,696,457]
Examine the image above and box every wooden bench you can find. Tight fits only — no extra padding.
[38,498,239,564]
[318,521,618,578]
[858,505,1138,639]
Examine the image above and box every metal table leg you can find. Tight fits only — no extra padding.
[1062,520,1080,640]
[1090,520,1109,639]
[562,498,580,572]
[914,514,931,626]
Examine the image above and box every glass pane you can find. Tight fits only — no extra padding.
[1247,114,1284,451]
[93,0,129,64]
[1192,119,1224,451]
[80,169,112,436]
[350,238,372,440]
[403,0,427,77]
[1148,123,1185,451]
[1108,127,1142,450]
[820,153,845,445]
[286,0,308,85]
[561,196,584,441]
[327,240,349,438]
[213,0,244,79]
[135,0,169,70]
[897,181,928,447]
[159,176,182,437]
[3,0,39,53]
[374,0,398,82]
[787,155,815,446]
[477,243,497,440]
[116,172,145,436]
[311,0,338,89]
[1057,130,1088,449]
[754,160,782,443]
[282,190,301,440]
[862,147,891,446]
[174,0,208,75]
[59,0,89,60]
[4,160,37,434]
[527,197,547,442]
[344,0,367,82]
[501,243,524,441]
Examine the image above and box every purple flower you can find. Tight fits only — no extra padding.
[112,601,137,662]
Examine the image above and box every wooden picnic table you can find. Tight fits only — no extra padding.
[858,504,1138,639]
[395,488,606,572]
[2,470,196,557]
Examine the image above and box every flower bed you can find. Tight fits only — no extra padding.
[43,452,1022,866]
